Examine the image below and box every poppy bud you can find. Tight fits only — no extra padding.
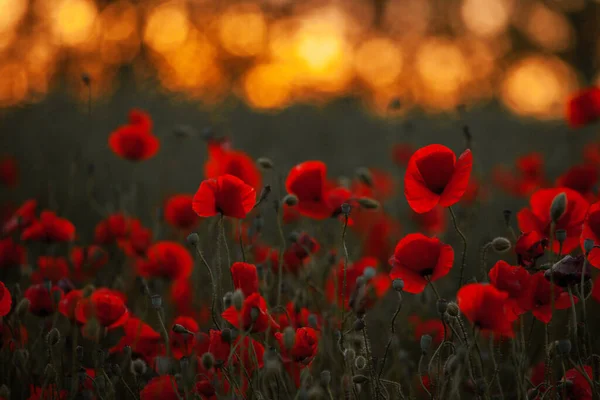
[283,194,299,207]
[584,238,595,254]
[223,292,233,309]
[420,335,432,354]
[392,279,404,292]
[46,328,61,346]
[282,327,295,350]
[131,359,147,376]
[186,233,199,246]
[82,285,95,298]
[502,210,512,226]
[257,157,274,169]
[151,294,162,309]
[76,346,84,362]
[491,237,511,253]
[355,167,373,187]
[320,370,332,387]
[352,375,369,384]
[555,229,567,244]
[201,352,215,370]
[355,356,367,370]
[308,314,318,328]
[16,298,30,318]
[357,197,380,210]
[341,203,352,216]
[446,302,460,317]
[355,276,367,288]
[363,267,376,280]
[232,290,244,311]
[437,298,448,314]
[344,349,356,362]
[172,324,192,335]
[550,192,567,223]
[556,339,572,356]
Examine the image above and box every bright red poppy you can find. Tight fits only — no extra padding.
[556,164,598,201]
[23,284,63,316]
[58,290,83,320]
[75,288,129,328]
[561,365,593,399]
[285,161,332,220]
[192,174,256,219]
[517,187,589,254]
[70,246,108,282]
[164,194,200,231]
[136,241,193,281]
[111,317,162,362]
[493,152,545,197]
[581,201,600,268]
[21,211,76,242]
[408,316,446,346]
[518,272,575,323]
[457,283,516,337]
[404,144,473,213]
[205,139,262,191]
[32,256,69,284]
[0,156,18,188]
[109,109,159,161]
[515,231,549,268]
[488,260,531,316]
[0,282,11,317]
[275,327,319,364]
[170,316,199,359]
[0,238,26,269]
[140,375,180,400]
[222,292,279,333]
[566,86,600,128]
[389,233,454,294]
[231,262,259,298]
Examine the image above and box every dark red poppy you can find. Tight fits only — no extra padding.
[70,246,108,282]
[192,174,256,219]
[354,212,401,266]
[21,211,76,242]
[111,317,162,361]
[208,329,265,374]
[136,241,193,281]
[326,257,389,309]
[275,327,319,364]
[23,284,63,316]
[488,260,531,316]
[404,144,473,213]
[457,283,516,337]
[0,282,11,317]
[32,256,69,284]
[164,194,200,231]
[231,262,259,297]
[408,316,446,346]
[351,168,396,201]
[75,288,129,328]
[279,232,320,274]
[205,140,262,191]
[391,143,414,168]
[566,86,600,128]
[518,272,575,323]
[170,316,199,359]
[517,187,589,254]
[561,365,593,399]
[581,201,600,268]
[94,213,130,244]
[515,231,549,268]
[584,143,600,166]
[140,375,180,400]
[556,164,598,201]
[222,292,279,333]
[389,233,454,294]
[285,161,332,220]
[493,152,545,197]
[592,276,600,303]
[411,206,446,236]
[109,109,159,161]
[2,199,36,235]
[283,203,302,224]
[0,238,26,269]
[122,219,152,257]
[0,156,18,188]
[58,289,83,320]
[275,302,321,330]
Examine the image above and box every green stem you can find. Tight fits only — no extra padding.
[449,206,468,289]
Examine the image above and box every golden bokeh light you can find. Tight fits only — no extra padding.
[144,2,190,54]
[354,37,403,88]
[218,4,267,57]
[243,63,292,109]
[0,0,28,35]
[51,0,98,47]
[0,62,29,107]
[501,55,578,119]
[461,0,512,38]
[523,2,574,52]
[99,2,140,64]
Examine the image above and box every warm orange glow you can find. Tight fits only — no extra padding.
[354,37,403,88]
[51,0,98,47]
[384,0,430,38]
[243,63,292,109]
[501,55,578,119]
[0,63,28,107]
[461,0,512,38]
[524,3,574,52]
[0,0,28,35]
[144,2,190,54]
[218,4,267,57]
[99,2,140,64]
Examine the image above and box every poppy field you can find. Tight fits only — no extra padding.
[2,92,600,400]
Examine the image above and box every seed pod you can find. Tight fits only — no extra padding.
[446,302,460,317]
[355,356,367,370]
[131,359,147,376]
[353,319,365,331]
[357,198,380,210]
[362,267,376,280]
[491,237,511,253]
[283,194,299,207]
[151,294,162,309]
[437,299,448,314]
[232,290,244,311]
[341,203,352,216]
[186,233,199,246]
[556,339,572,356]
[392,279,404,292]
[550,192,567,223]
[201,352,215,370]
[257,157,274,169]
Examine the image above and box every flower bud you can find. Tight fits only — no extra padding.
[46,328,61,346]
[172,324,192,335]
[283,194,299,207]
[223,292,233,309]
[257,157,274,169]
[550,192,567,223]
[392,279,404,292]
[355,167,373,187]
[16,298,30,318]
[556,339,572,356]
[555,229,567,244]
[186,233,199,246]
[320,370,332,387]
[363,267,376,280]
[491,237,511,253]
[282,327,296,350]
[437,299,448,314]
[344,348,356,362]
[151,295,162,309]
[201,352,215,370]
[584,238,595,254]
[420,335,432,354]
[232,290,244,311]
[131,359,147,376]
[357,198,380,210]
[446,302,460,317]
[355,356,367,370]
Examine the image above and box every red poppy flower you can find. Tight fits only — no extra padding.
[285,161,332,220]
[32,256,69,285]
[136,241,193,281]
[21,211,76,242]
[488,260,531,316]
[351,168,396,201]
[584,143,600,166]
[111,317,162,361]
[404,144,473,213]
[388,233,454,294]
[205,140,262,191]
[515,231,549,268]
[171,316,199,359]
[279,232,320,274]
[566,86,600,128]
[283,204,302,224]
[457,283,516,337]
[556,164,598,201]
[70,246,108,282]
[23,284,63,316]
[164,194,200,231]
[58,290,83,320]
[0,156,18,187]
[581,201,600,268]
[561,365,593,399]
[208,329,265,374]
[517,187,589,254]
[222,292,279,333]
[123,220,152,257]
[0,238,26,269]
[231,262,259,298]
[493,153,545,197]
[109,109,159,161]
[0,282,11,317]
[140,375,180,400]
[391,143,414,167]
[411,206,446,236]
[75,288,129,328]
[275,327,319,364]
[355,212,401,266]
[192,174,256,219]
[2,199,36,235]
[275,302,320,330]
[94,213,130,244]
[409,316,446,346]
[518,272,575,323]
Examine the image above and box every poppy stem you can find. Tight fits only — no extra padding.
[275,203,285,308]
[480,242,492,283]
[448,206,468,289]
[378,293,402,384]
[417,354,432,399]
[192,245,220,330]
[340,213,350,345]
[238,221,246,262]
[427,279,441,300]
[219,216,231,272]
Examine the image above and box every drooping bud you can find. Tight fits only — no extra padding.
[341,203,351,217]
[172,324,192,335]
[555,229,567,244]
[437,299,448,314]
[257,185,272,205]
[186,233,199,246]
[283,194,298,207]
[223,292,233,309]
[16,298,30,318]
[308,314,318,328]
[357,197,380,210]
[556,339,572,356]
[257,157,274,169]
[344,348,356,362]
[355,167,373,187]
[232,290,244,311]
[353,319,365,331]
[392,279,404,292]
[420,335,432,354]
[491,237,511,253]
[201,352,215,370]
[446,302,460,317]
[550,192,567,223]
